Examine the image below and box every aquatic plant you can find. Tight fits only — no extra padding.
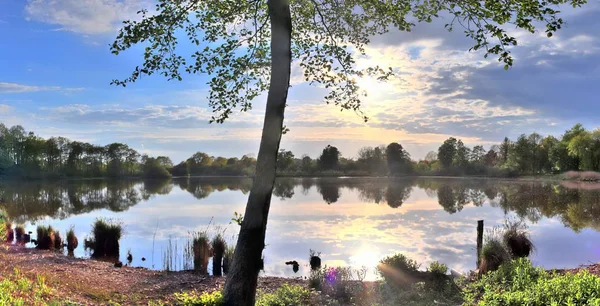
[36,225,55,250]
[89,218,123,258]
[212,233,226,276]
[191,231,211,274]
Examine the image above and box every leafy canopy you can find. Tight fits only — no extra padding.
[111,0,586,123]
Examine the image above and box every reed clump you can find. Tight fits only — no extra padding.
[191,231,211,275]
[66,226,78,254]
[36,225,55,250]
[88,219,123,258]
[212,234,226,276]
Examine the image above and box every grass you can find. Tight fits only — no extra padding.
[36,225,55,250]
[88,218,123,258]
[66,226,78,253]
[191,231,211,274]
[212,234,226,276]
[479,237,511,274]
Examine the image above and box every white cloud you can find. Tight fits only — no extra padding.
[25,0,151,35]
[0,82,84,93]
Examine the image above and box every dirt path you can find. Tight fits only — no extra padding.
[0,244,305,305]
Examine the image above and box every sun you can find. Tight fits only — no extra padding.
[349,247,381,268]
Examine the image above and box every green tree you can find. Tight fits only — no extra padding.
[386,142,411,176]
[110,0,585,302]
[276,149,295,172]
[438,137,457,169]
[318,145,340,171]
[454,140,470,170]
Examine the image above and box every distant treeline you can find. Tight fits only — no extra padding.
[0,123,598,179]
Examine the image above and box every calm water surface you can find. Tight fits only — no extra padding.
[2,177,599,280]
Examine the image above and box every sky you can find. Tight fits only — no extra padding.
[1,1,599,163]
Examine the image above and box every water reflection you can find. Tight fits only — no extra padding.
[1,177,600,277]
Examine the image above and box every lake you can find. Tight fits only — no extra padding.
[1,177,599,280]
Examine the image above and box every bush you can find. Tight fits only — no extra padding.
[377,253,420,286]
[88,219,123,258]
[427,261,448,275]
[175,290,223,306]
[256,284,311,306]
[464,258,600,306]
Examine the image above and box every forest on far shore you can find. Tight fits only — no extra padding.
[0,123,598,179]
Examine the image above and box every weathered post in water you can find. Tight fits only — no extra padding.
[477,220,484,267]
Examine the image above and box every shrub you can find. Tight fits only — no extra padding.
[427,261,448,275]
[256,284,311,306]
[36,225,55,250]
[175,290,223,306]
[192,232,211,274]
[377,253,420,286]
[464,258,600,306]
[89,219,122,258]
[212,234,226,276]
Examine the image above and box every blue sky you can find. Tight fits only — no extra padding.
[1,0,599,163]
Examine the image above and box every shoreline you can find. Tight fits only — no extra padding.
[1,173,598,183]
[2,244,599,305]
[0,244,307,305]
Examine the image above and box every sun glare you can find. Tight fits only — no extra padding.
[349,247,381,268]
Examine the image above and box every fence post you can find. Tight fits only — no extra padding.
[477,220,484,268]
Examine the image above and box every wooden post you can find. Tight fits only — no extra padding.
[476,220,484,268]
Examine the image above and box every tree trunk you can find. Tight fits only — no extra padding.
[222,0,291,305]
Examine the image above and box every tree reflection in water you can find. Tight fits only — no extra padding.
[1,177,600,232]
